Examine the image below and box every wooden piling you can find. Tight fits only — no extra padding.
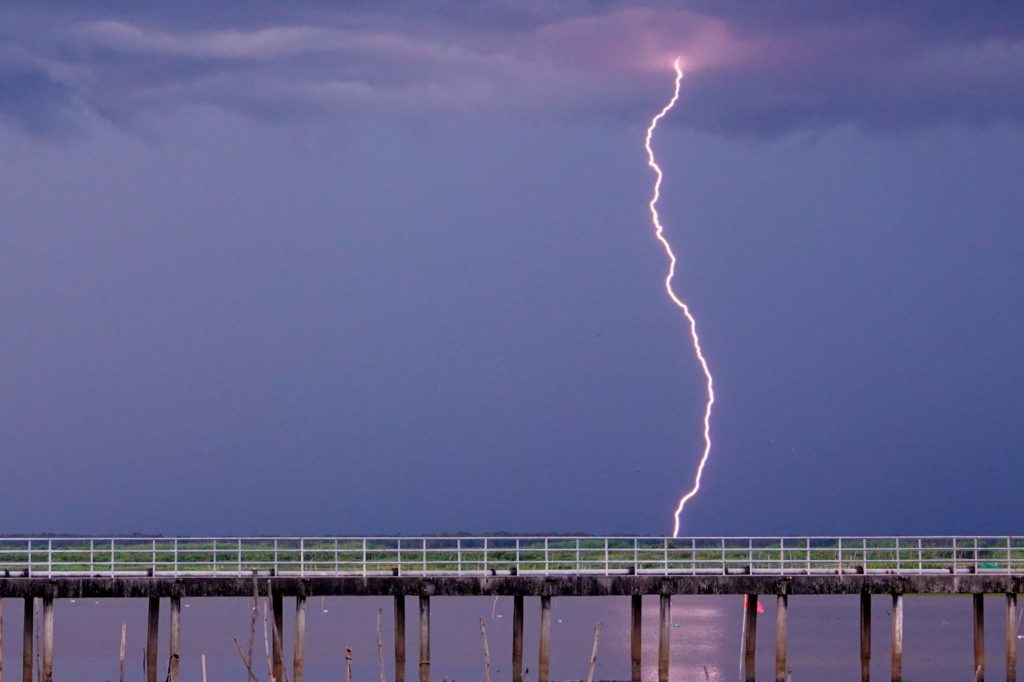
[860,592,872,682]
[631,595,642,682]
[775,594,788,682]
[22,598,33,682]
[147,597,160,682]
[744,594,758,682]
[539,596,551,682]
[294,595,306,682]
[419,595,430,682]
[169,596,181,682]
[512,595,524,682]
[891,594,903,682]
[394,596,406,682]
[975,594,986,681]
[1007,593,1017,682]
[272,591,284,682]
[41,597,53,682]
[658,594,670,682]
[119,622,127,682]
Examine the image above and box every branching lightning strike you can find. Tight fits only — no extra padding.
[644,57,715,538]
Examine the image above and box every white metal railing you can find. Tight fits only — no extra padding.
[0,536,1021,579]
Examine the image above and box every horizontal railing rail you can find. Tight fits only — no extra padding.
[0,536,1021,579]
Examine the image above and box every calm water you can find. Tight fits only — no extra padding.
[2,594,1016,680]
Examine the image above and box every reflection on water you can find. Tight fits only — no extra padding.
[0,594,1010,680]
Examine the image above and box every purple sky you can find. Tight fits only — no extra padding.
[1,1,1022,536]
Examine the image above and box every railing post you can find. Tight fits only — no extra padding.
[238,538,242,576]
[173,539,178,577]
[397,539,402,576]
[544,538,549,575]
[361,538,366,575]
[483,538,488,575]
[896,538,900,573]
[300,538,305,576]
[422,538,427,575]
[111,539,115,577]
[213,539,218,574]
[274,539,279,575]
[457,539,462,576]
[605,538,609,575]
[47,539,52,577]
[89,539,94,575]
[152,539,157,575]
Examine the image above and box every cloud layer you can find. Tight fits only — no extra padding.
[2,1,1023,135]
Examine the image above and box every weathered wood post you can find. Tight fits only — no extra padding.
[294,594,306,682]
[975,594,986,681]
[169,595,181,682]
[146,597,160,682]
[419,595,430,682]
[631,595,642,682]
[512,595,524,682]
[394,596,406,682]
[272,590,284,682]
[539,595,551,682]
[891,594,903,682]
[22,598,33,682]
[41,596,53,682]
[775,594,788,682]
[658,594,670,682]
[1007,593,1017,682]
[860,592,872,682]
[744,594,758,682]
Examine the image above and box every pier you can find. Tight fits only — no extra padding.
[2,535,1022,681]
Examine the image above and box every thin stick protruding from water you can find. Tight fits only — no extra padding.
[479,618,492,682]
[377,608,387,682]
[586,622,602,682]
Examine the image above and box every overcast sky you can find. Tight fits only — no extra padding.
[2,1,1022,536]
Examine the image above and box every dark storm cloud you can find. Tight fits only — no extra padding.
[1,1,1023,135]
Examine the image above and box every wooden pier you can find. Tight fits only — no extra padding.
[1,535,1023,681]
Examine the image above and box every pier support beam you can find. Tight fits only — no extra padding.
[775,594,788,682]
[861,593,872,682]
[1007,593,1017,682]
[513,595,524,682]
[169,596,181,682]
[539,596,551,682]
[147,597,160,682]
[659,594,670,682]
[294,595,306,682]
[891,594,903,682]
[394,596,406,682]
[744,594,758,682]
[22,598,33,682]
[975,594,986,681]
[631,595,642,682]
[41,596,53,682]
[419,595,430,682]
[272,590,284,682]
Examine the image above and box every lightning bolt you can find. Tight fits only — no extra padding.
[644,57,715,538]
